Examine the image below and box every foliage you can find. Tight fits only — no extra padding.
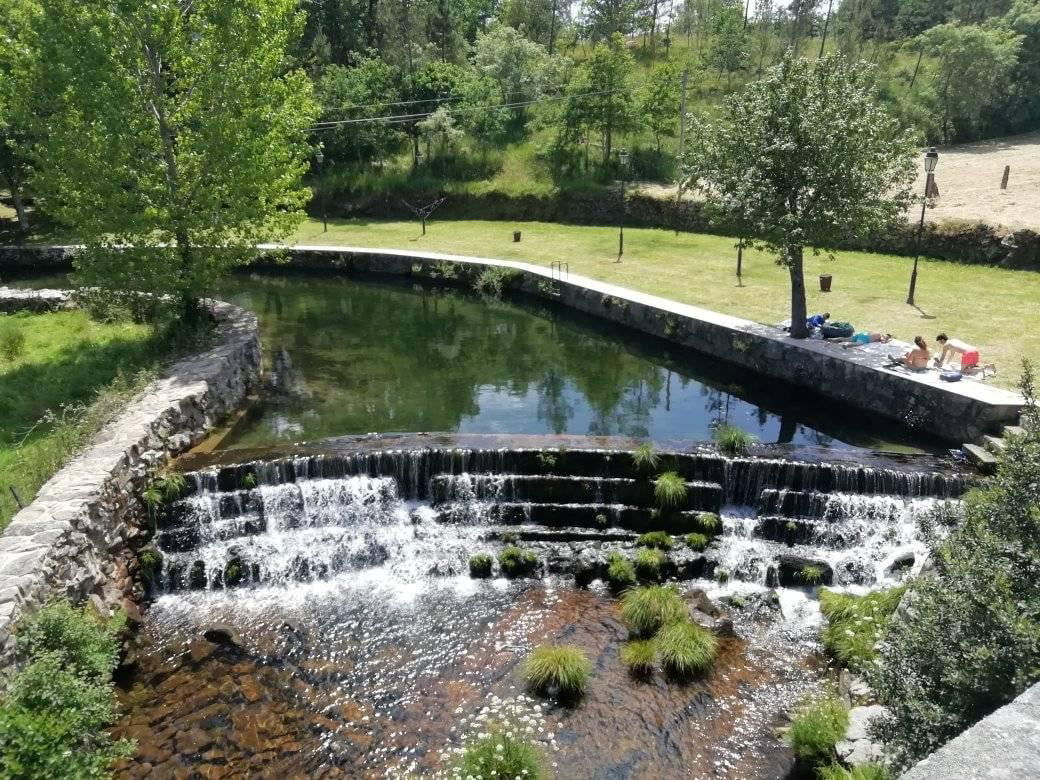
[636,530,673,550]
[683,54,917,338]
[453,726,546,779]
[633,547,667,581]
[317,58,403,166]
[0,602,134,778]
[786,695,850,766]
[473,266,520,297]
[138,548,163,584]
[696,512,721,533]
[640,62,681,152]
[713,424,757,455]
[620,639,656,675]
[818,762,891,780]
[469,553,494,578]
[653,471,687,507]
[0,0,37,234]
[0,317,27,362]
[31,0,318,315]
[799,565,825,585]
[630,442,661,471]
[684,532,709,552]
[620,585,687,637]
[498,545,539,577]
[820,586,906,670]
[143,472,187,509]
[606,552,637,591]
[523,644,592,699]
[709,3,750,83]
[868,365,1040,771]
[472,23,549,124]
[535,450,558,470]
[656,620,718,679]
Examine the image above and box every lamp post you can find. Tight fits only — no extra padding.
[617,148,630,263]
[415,149,425,167]
[907,147,939,306]
[315,148,328,233]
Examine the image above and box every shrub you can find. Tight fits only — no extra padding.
[535,451,557,471]
[786,696,849,766]
[468,553,494,578]
[138,548,163,585]
[620,585,687,637]
[799,565,824,585]
[713,424,757,455]
[631,443,660,471]
[143,472,187,508]
[606,552,637,591]
[633,548,667,582]
[17,601,124,682]
[595,513,609,527]
[716,568,730,583]
[684,532,709,552]
[498,546,538,578]
[653,471,687,507]
[696,511,721,533]
[620,639,657,676]
[818,764,890,780]
[820,586,905,671]
[453,728,545,779]
[523,644,592,700]
[242,472,258,489]
[636,531,673,550]
[473,266,520,297]
[0,318,27,362]
[656,620,718,679]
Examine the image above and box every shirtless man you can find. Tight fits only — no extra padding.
[897,336,931,369]
[935,333,982,372]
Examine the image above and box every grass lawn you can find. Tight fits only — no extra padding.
[0,311,160,528]
[293,218,1039,390]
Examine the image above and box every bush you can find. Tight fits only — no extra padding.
[620,639,656,676]
[453,728,545,779]
[636,530,673,550]
[653,471,687,507]
[620,585,687,637]
[799,565,825,585]
[498,546,538,578]
[713,424,757,455]
[696,511,721,533]
[468,553,494,578]
[606,552,637,591]
[656,620,718,679]
[633,548,667,582]
[819,586,905,671]
[0,318,26,362]
[684,532,709,552]
[818,764,890,780]
[472,266,520,298]
[138,548,163,584]
[786,696,849,766]
[17,601,124,682]
[631,443,660,471]
[523,644,592,700]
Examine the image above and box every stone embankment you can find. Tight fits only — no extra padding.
[0,288,260,670]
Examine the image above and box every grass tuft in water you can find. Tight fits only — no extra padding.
[653,471,687,507]
[818,764,891,780]
[468,553,494,579]
[799,565,825,586]
[620,585,687,637]
[606,552,637,591]
[620,639,657,677]
[713,424,757,455]
[696,511,721,533]
[523,644,592,701]
[820,586,906,671]
[786,695,850,766]
[633,548,667,582]
[636,530,672,550]
[630,443,660,471]
[498,546,538,578]
[453,727,546,779]
[684,532,709,552]
[656,620,718,679]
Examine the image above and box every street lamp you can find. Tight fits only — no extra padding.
[617,148,630,263]
[906,147,939,306]
[315,148,328,233]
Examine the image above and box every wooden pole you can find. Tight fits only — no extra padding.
[1001,165,1010,190]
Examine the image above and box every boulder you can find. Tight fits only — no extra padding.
[836,705,888,766]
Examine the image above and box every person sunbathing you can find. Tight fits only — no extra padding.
[842,332,893,349]
[895,336,930,369]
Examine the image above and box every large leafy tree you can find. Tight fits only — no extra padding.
[0,0,37,233]
[31,0,318,317]
[569,33,638,167]
[318,59,404,166]
[682,55,916,338]
[472,24,548,125]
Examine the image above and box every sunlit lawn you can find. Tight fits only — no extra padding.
[293,217,1039,391]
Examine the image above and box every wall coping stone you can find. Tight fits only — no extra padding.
[0,288,260,669]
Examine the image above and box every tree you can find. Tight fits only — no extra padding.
[1004,0,1040,134]
[569,34,639,167]
[709,3,750,84]
[917,22,1022,143]
[427,0,467,62]
[472,24,549,124]
[0,0,37,233]
[417,106,465,159]
[641,62,681,152]
[501,0,570,51]
[31,0,318,317]
[318,59,404,166]
[582,0,641,41]
[682,54,916,339]
[869,366,1040,772]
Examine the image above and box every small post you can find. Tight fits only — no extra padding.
[736,237,744,285]
[1001,165,1010,190]
[513,230,522,242]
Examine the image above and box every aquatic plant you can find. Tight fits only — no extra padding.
[523,644,592,700]
[468,553,494,579]
[452,727,546,779]
[473,266,520,298]
[500,531,519,544]
[820,586,905,671]
[630,443,660,471]
[786,696,849,766]
[633,548,667,582]
[224,559,245,587]
[696,511,721,533]
[684,532,709,552]
[242,472,258,489]
[656,620,718,679]
[620,585,687,637]
[818,764,891,780]
[799,565,825,585]
[595,513,609,527]
[636,531,673,550]
[620,639,657,677]
[143,472,187,508]
[535,451,557,471]
[606,552,637,591]
[653,471,687,507]
[138,548,163,585]
[498,546,538,578]
[715,568,730,583]
[713,424,757,455]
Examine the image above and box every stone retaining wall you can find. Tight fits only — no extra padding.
[0,289,261,670]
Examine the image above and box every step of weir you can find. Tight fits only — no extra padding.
[443,502,720,535]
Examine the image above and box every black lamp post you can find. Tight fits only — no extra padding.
[315,148,328,233]
[907,146,939,306]
[617,147,630,263]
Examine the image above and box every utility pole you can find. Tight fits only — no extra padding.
[818,0,834,57]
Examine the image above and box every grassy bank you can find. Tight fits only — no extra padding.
[292,218,1040,390]
[0,311,161,528]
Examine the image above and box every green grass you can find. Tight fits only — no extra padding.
[652,471,688,508]
[468,553,494,579]
[713,424,757,455]
[695,512,721,534]
[453,727,546,780]
[630,443,660,471]
[620,639,657,676]
[636,531,673,550]
[290,218,1039,390]
[684,532,709,552]
[818,764,891,780]
[820,586,907,671]
[633,547,667,582]
[498,545,539,578]
[786,696,850,766]
[655,620,719,679]
[0,311,161,528]
[606,552,637,592]
[523,644,592,701]
[620,585,687,638]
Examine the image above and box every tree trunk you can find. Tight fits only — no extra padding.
[786,246,808,338]
[2,172,29,232]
